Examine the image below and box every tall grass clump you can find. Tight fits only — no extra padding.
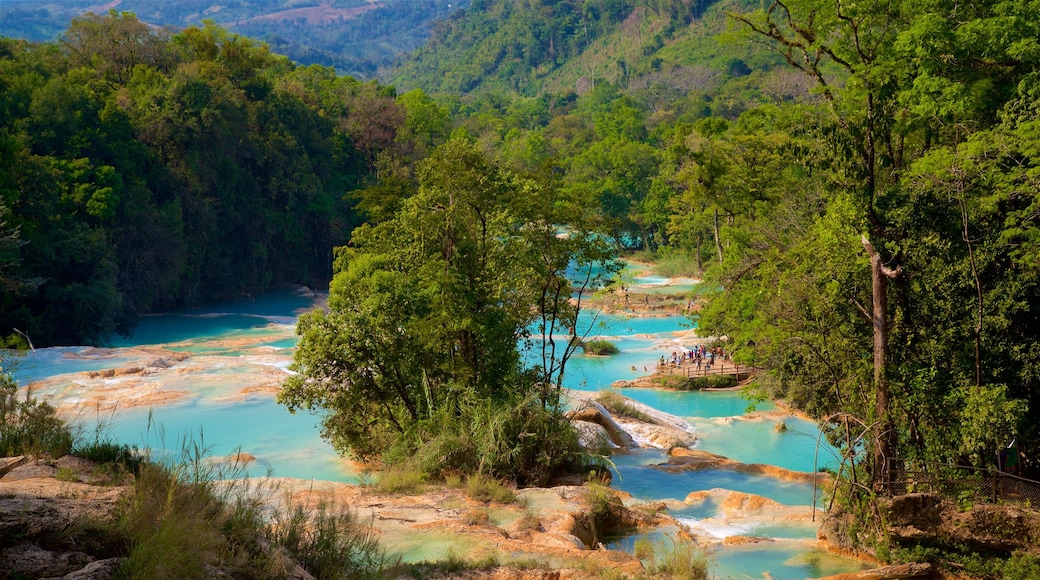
[114,431,392,579]
[373,464,427,495]
[596,391,657,424]
[652,248,702,278]
[0,373,74,458]
[269,500,390,579]
[645,536,712,579]
[72,406,144,475]
[464,473,517,504]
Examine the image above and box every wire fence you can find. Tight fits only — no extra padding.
[880,459,1040,508]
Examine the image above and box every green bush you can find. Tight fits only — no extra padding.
[114,462,230,579]
[655,374,738,391]
[0,375,74,458]
[73,439,143,475]
[582,340,619,356]
[1001,551,1040,579]
[373,465,427,495]
[465,473,517,504]
[648,536,712,579]
[270,500,390,580]
[387,394,595,487]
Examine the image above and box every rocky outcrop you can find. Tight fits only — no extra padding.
[882,493,1040,555]
[816,562,934,579]
[0,456,129,579]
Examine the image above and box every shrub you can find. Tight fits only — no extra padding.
[373,465,427,495]
[653,249,702,278]
[584,482,624,544]
[111,433,393,580]
[649,536,711,579]
[633,536,655,560]
[1001,551,1040,579]
[56,465,80,482]
[114,462,229,579]
[269,500,390,579]
[463,509,489,525]
[73,439,143,476]
[405,549,500,577]
[465,473,517,504]
[0,375,74,458]
[582,340,619,356]
[653,374,738,391]
[391,393,595,487]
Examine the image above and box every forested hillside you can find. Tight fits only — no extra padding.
[392,0,790,103]
[0,12,434,346]
[0,0,466,79]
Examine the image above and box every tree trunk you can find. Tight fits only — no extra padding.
[862,235,901,490]
[713,208,723,264]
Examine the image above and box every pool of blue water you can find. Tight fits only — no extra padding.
[609,451,821,507]
[9,284,866,577]
[85,395,356,482]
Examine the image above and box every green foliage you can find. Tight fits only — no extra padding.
[55,466,79,482]
[0,15,398,346]
[268,500,389,580]
[113,435,392,580]
[464,473,517,504]
[584,481,620,524]
[392,0,756,107]
[889,542,1024,579]
[948,385,1027,466]
[650,373,737,390]
[72,439,143,476]
[1001,552,1040,580]
[595,391,657,424]
[0,373,74,458]
[1,1,466,80]
[280,136,617,484]
[403,548,501,577]
[373,466,428,496]
[582,339,619,355]
[646,536,711,579]
[633,536,655,561]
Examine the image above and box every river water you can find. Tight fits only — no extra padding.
[8,283,868,578]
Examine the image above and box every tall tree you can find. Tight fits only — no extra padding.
[279,137,617,482]
[726,0,1040,486]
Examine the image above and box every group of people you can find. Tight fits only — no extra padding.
[657,345,730,372]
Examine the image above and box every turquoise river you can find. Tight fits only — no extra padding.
[8,281,869,579]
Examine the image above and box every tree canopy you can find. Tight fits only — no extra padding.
[0,12,404,345]
[279,136,618,483]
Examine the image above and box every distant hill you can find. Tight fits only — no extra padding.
[390,0,798,104]
[0,0,468,79]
